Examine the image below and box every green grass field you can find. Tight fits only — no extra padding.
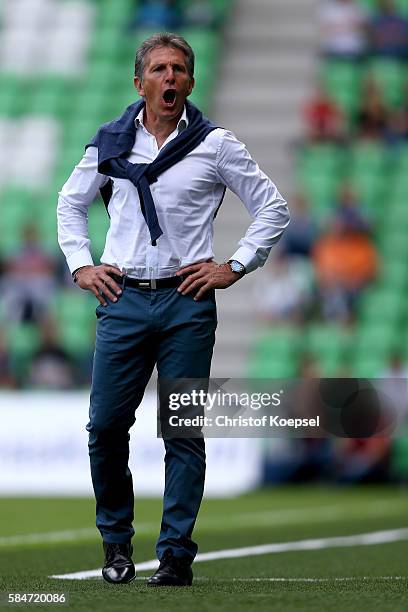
[0,486,407,611]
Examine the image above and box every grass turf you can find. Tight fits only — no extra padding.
[0,486,407,611]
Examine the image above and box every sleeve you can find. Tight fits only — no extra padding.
[57,146,108,274]
[215,130,290,273]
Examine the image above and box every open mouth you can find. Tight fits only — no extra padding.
[163,89,176,105]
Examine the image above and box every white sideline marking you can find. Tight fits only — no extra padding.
[144,576,407,583]
[0,528,97,547]
[129,575,407,582]
[50,528,408,580]
[0,522,158,548]
[230,576,408,582]
[2,499,406,548]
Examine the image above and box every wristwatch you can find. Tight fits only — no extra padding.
[227,260,246,276]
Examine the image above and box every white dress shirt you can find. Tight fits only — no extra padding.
[57,105,289,279]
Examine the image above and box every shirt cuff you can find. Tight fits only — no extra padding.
[66,247,94,275]
[229,246,260,274]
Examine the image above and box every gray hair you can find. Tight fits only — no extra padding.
[134,32,195,81]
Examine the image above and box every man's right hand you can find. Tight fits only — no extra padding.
[74,265,124,306]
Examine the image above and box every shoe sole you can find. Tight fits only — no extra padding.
[147,580,192,587]
[102,572,136,585]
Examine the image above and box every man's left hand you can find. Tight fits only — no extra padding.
[176,261,243,301]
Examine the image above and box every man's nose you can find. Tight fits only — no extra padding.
[165,67,176,83]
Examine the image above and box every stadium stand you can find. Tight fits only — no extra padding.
[0,0,407,481]
[250,0,408,384]
[0,0,231,388]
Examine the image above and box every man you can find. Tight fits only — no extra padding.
[57,33,289,587]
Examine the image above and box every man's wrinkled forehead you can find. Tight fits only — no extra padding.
[144,45,188,71]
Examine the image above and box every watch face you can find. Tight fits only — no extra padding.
[230,260,244,273]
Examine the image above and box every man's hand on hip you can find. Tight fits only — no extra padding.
[176,261,243,301]
[75,265,124,306]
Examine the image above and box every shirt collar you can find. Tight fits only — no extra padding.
[134,104,188,133]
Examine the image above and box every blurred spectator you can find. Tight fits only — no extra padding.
[312,218,378,323]
[254,251,314,324]
[335,437,391,482]
[130,0,181,29]
[355,77,388,139]
[0,224,57,324]
[27,317,77,389]
[302,83,347,142]
[0,328,17,389]
[281,194,317,257]
[318,0,368,60]
[299,352,322,378]
[333,182,371,234]
[369,0,408,60]
[380,352,408,423]
[381,351,408,379]
[183,0,219,28]
[386,81,408,142]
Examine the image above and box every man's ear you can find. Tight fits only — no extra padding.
[134,76,144,97]
[187,77,195,97]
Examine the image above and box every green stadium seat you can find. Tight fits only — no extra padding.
[359,289,403,323]
[253,327,302,360]
[189,90,211,113]
[211,0,233,21]
[392,148,408,196]
[63,116,101,148]
[248,357,299,379]
[51,291,96,358]
[179,29,219,62]
[0,76,26,117]
[59,319,96,358]
[297,144,345,178]
[88,205,110,258]
[96,0,135,27]
[296,145,344,218]
[132,28,163,50]
[350,172,384,214]
[368,59,406,107]
[0,189,42,253]
[306,323,352,359]
[391,436,408,481]
[249,328,301,377]
[321,61,362,116]
[349,141,387,173]
[358,0,408,17]
[90,27,123,61]
[380,231,408,258]
[7,323,41,381]
[28,78,70,118]
[355,324,399,354]
[351,356,388,377]
[321,60,361,93]
[51,290,95,327]
[305,324,352,375]
[38,213,60,253]
[377,259,408,288]
[301,173,339,218]
[385,192,408,221]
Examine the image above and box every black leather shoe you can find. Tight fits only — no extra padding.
[102,542,135,584]
[147,549,193,587]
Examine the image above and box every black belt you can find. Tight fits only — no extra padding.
[110,274,184,290]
